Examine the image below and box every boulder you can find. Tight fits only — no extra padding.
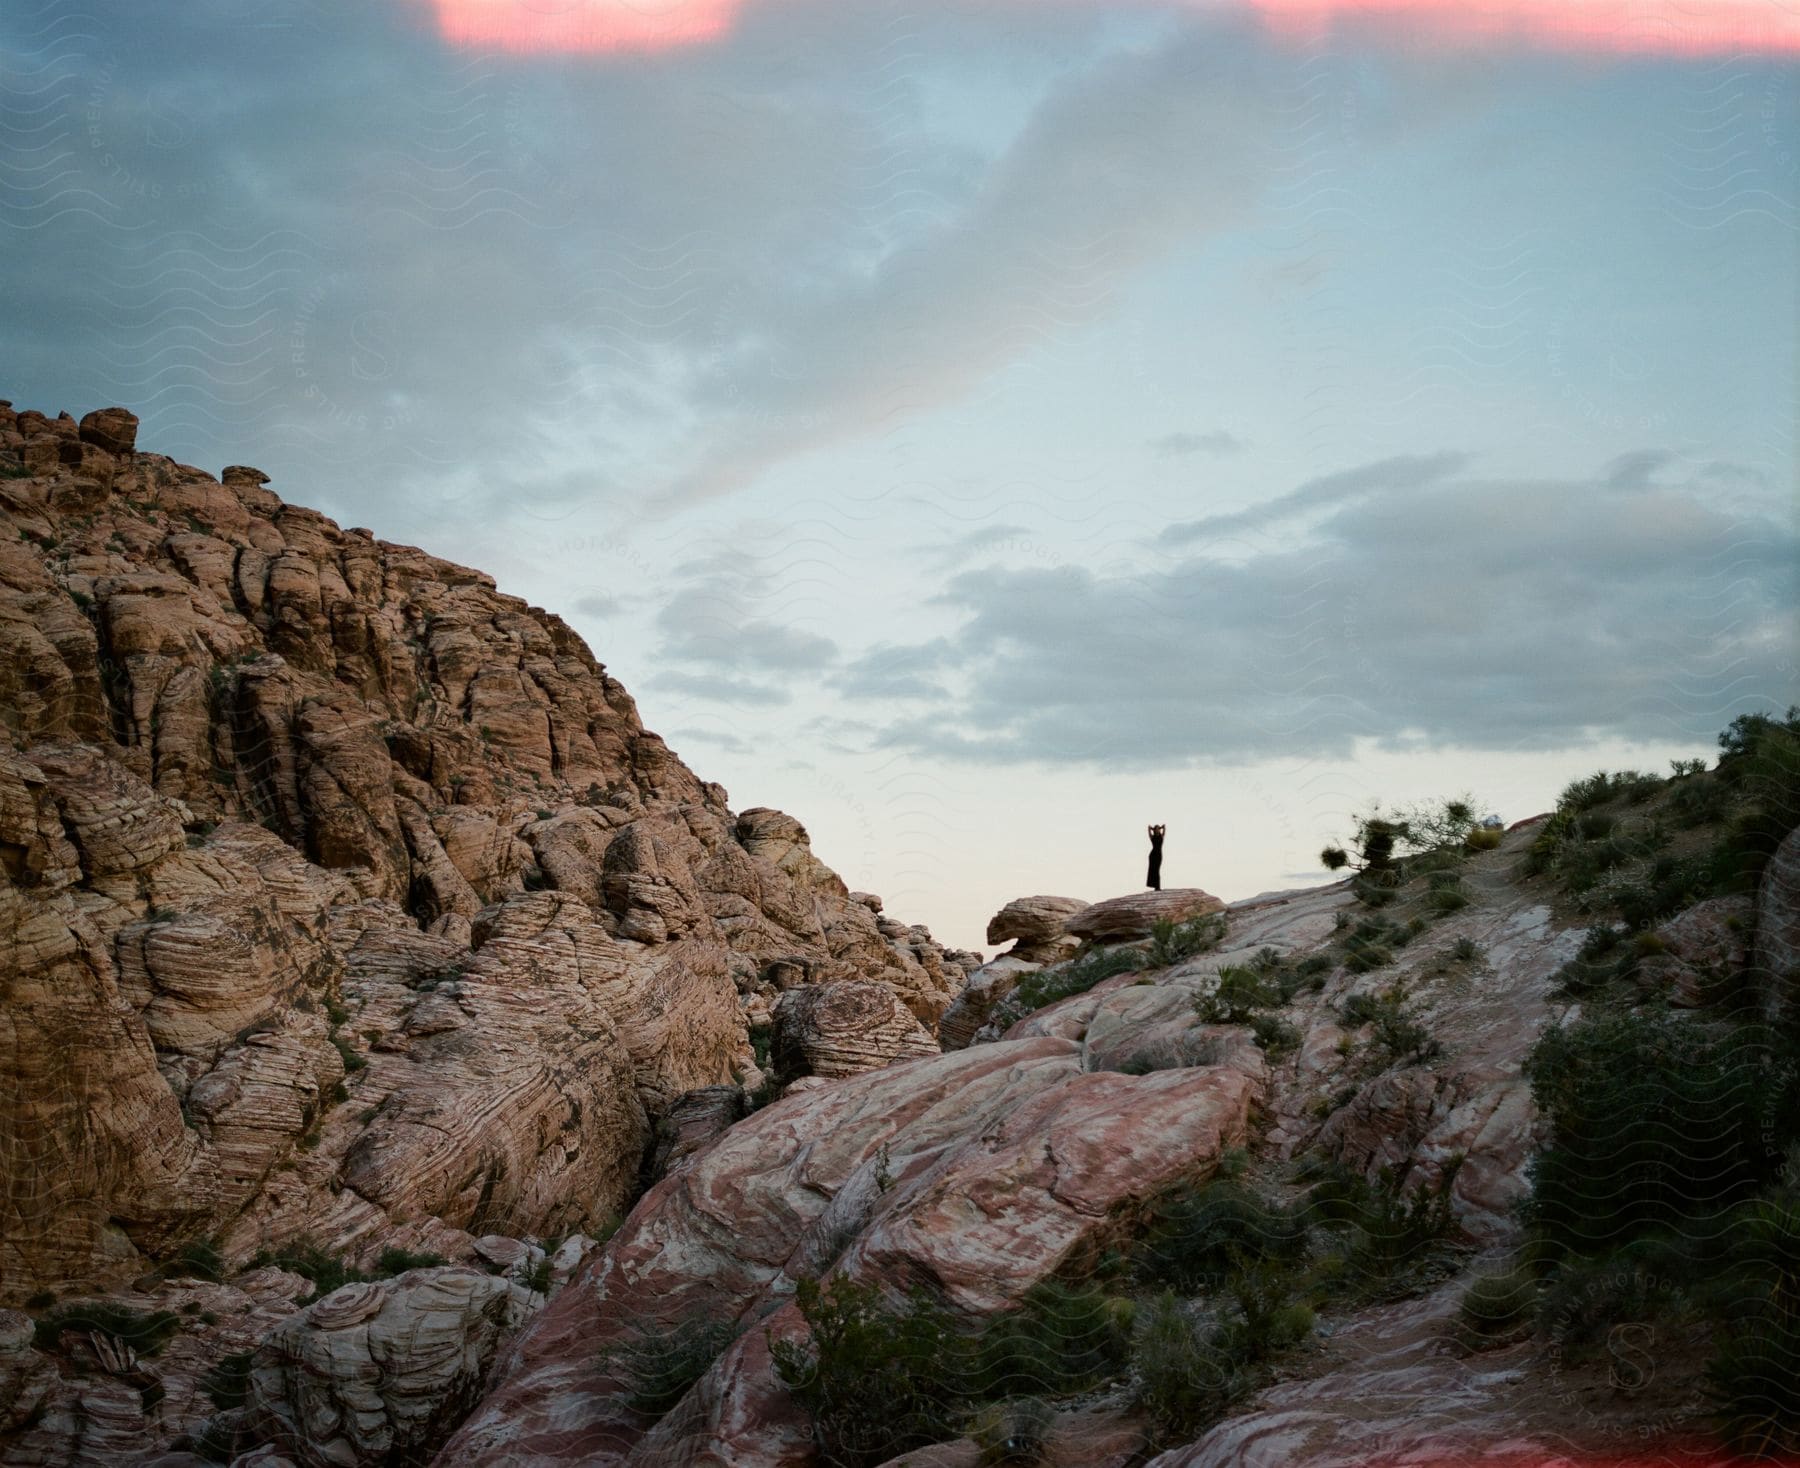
[1065,888,1225,942]
[76,406,138,457]
[771,980,940,1079]
[247,1268,536,1467]
[985,894,1087,964]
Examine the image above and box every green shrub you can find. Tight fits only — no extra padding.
[1007,944,1147,1016]
[1192,965,1282,1025]
[1706,1195,1800,1457]
[604,1312,740,1417]
[33,1302,181,1357]
[202,1351,255,1410]
[1338,990,1439,1068]
[375,1246,447,1276]
[1332,1162,1462,1292]
[1146,913,1227,968]
[1428,887,1469,914]
[771,1276,972,1467]
[165,1237,225,1282]
[1249,1013,1300,1057]
[1216,1263,1314,1363]
[1524,1012,1796,1255]
[1135,1179,1307,1292]
[1129,1292,1245,1438]
[974,1281,1132,1400]
[250,1239,368,1303]
[968,1396,1055,1466]
[1450,937,1483,962]
[1464,825,1503,852]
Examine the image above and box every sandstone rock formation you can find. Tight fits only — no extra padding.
[439,1037,1259,1465]
[1065,888,1224,942]
[243,1268,537,1467]
[0,401,974,1314]
[769,980,940,1080]
[984,894,1088,963]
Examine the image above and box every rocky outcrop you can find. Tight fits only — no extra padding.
[0,402,975,1313]
[1636,893,1754,1007]
[985,894,1087,964]
[1757,823,1800,1022]
[938,954,1040,1050]
[770,980,940,1080]
[1065,888,1224,942]
[438,1037,1260,1465]
[244,1268,537,1468]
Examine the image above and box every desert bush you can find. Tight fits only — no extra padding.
[1007,944,1147,1016]
[772,1275,972,1467]
[1129,1292,1245,1438]
[1464,824,1503,852]
[164,1237,225,1282]
[1338,990,1439,1068]
[1450,936,1483,962]
[1192,965,1281,1025]
[1147,913,1227,967]
[375,1246,447,1276]
[1428,886,1469,914]
[1706,1195,1800,1458]
[33,1301,181,1356]
[1330,1162,1463,1293]
[967,1396,1055,1466]
[202,1351,255,1410]
[249,1239,368,1303]
[604,1312,740,1417]
[1524,1012,1797,1255]
[1249,1013,1300,1057]
[1134,1178,1307,1292]
[974,1280,1132,1400]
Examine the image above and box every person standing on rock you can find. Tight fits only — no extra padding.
[1146,824,1165,891]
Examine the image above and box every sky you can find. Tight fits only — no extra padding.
[2,0,1796,952]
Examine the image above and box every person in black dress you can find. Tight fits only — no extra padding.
[1146,824,1165,890]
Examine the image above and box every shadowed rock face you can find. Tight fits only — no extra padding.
[0,404,973,1310]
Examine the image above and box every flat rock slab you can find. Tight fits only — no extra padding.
[1066,888,1224,941]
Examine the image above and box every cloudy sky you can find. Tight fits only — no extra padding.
[4,0,1796,950]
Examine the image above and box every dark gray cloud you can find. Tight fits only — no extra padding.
[1152,430,1247,457]
[862,454,1799,767]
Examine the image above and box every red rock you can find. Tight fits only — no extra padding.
[1065,888,1224,942]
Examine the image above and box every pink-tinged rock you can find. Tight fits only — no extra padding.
[770,980,939,1079]
[1065,889,1224,942]
[872,1408,1144,1468]
[1637,893,1754,1007]
[1756,823,1800,1022]
[441,1028,1260,1467]
[438,1039,1084,1465]
[1146,1271,1717,1467]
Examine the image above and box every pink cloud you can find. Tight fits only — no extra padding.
[421,0,1800,56]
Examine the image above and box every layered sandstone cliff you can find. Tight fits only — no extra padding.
[0,401,976,1312]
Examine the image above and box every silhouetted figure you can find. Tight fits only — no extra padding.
[1146,824,1165,891]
